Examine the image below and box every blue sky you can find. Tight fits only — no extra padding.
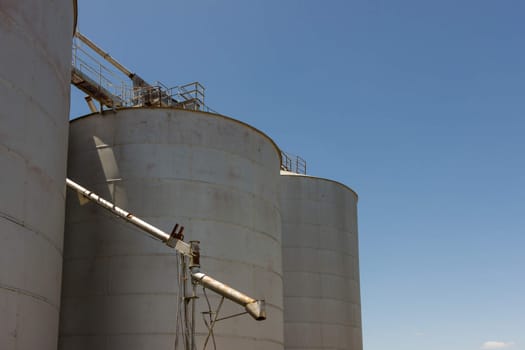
[71,1,525,349]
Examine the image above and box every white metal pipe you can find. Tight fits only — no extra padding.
[191,270,266,321]
[84,96,98,113]
[65,178,191,255]
[74,31,150,89]
[66,178,266,321]
[75,31,133,78]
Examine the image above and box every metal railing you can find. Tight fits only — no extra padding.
[72,38,129,107]
[71,34,216,112]
[281,151,307,175]
[129,82,218,113]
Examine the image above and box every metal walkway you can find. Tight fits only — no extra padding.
[71,31,212,112]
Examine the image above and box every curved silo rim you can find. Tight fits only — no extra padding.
[72,0,78,35]
[70,106,283,167]
[280,170,359,201]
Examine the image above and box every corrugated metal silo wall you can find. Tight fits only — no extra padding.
[0,1,75,349]
[279,173,362,350]
[59,108,284,350]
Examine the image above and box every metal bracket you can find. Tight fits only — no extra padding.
[190,241,200,268]
[166,223,185,248]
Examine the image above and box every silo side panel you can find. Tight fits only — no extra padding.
[0,1,75,350]
[60,108,284,350]
[280,173,362,350]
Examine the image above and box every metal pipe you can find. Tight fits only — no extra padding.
[190,281,197,350]
[191,270,266,321]
[182,257,191,350]
[65,178,191,256]
[66,178,266,321]
[75,31,133,78]
[75,31,150,88]
[84,95,98,113]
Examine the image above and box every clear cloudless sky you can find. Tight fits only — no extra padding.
[70,1,525,349]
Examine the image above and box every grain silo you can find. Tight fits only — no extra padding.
[0,1,76,349]
[279,171,362,350]
[59,107,284,350]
